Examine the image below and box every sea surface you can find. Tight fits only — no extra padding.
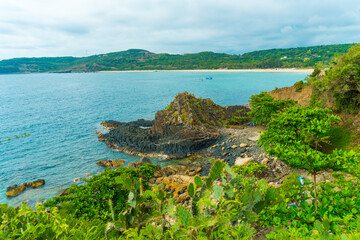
[0,71,308,206]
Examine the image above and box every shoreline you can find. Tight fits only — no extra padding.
[98,68,314,73]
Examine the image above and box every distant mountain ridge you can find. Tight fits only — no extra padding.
[0,43,355,74]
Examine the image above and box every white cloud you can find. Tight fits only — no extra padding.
[0,0,359,59]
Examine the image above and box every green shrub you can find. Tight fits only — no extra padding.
[44,166,153,221]
[137,163,157,180]
[232,162,267,177]
[294,80,305,92]
[324,44,360,111]
[247,92,297,125]
[279,173,302,192]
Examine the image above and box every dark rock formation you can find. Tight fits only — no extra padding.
[100,92,250,158]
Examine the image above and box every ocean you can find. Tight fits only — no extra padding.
[0,71,308,206]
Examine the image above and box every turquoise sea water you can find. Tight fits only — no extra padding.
[0,71,308,206]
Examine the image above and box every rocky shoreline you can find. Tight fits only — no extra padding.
[96,92,314,192]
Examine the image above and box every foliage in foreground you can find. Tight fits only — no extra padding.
[0,203,104,239]
[3,159,360,239]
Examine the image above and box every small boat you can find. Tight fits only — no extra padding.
[206,77,213,80]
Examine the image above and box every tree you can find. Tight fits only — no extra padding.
[258,106,357,211]
[247,92,296,125]
[324,43,360,110]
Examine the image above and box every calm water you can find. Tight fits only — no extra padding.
[0,71,308,206]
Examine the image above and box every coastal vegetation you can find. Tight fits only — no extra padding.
[0,43,354,74]
[1,44,360,239]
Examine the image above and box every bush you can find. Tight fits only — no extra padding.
[45,165,155,221]
[294,80,305,92]
[232,162,267,177]
[247,92,296,125]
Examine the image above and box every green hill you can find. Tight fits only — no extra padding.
[0,43,355,74]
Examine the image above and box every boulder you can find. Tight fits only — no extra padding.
[248,133,261,142]
[176,193,190,203]
[240,143,248,148]
[154,163,203,178]
[140,157,152,164]
[127,161,143,169]
[261,158,269,165]
[26,179,45,188]
[96,159,125,168]
[6,184,26,197]
[101,120,123,130]
[231,145,238,149]
[156,175,194,203]
[98,133,106,142]
[234,157,253,166]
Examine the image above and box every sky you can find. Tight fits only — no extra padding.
[0,0,359,60]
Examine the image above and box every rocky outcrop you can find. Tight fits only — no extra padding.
[125,159,204,203]
[101,120,123,129]
[26,179,45,188]
[6,179,46,197]
[152,161,205,203]
[100,92,250,158]
[155,175,194,203]
[96,159,125,168]
[6,184,26,197]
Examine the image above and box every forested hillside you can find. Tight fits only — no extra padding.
[0,43,355,74]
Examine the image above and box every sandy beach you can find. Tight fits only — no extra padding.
[99,68,314,73]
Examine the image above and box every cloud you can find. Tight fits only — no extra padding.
[0,0,359,59]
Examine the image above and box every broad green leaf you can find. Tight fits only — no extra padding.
[194,176,202,187]
[188,183,195,198]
